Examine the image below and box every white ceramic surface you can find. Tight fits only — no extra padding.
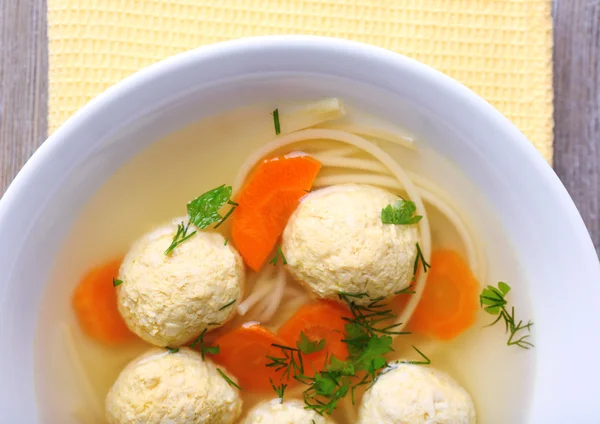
[0,36,599,423]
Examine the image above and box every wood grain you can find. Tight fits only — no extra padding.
[0,0,598,255]
[553,0,600,255]
[0,0,47,196]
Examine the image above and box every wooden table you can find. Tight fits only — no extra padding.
[1,1,599,256]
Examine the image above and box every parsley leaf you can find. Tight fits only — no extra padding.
[187,185,235,229]
[381,199,422,225]
[480,282,534,349]
[296,332,326,355]
[112,278,123,287]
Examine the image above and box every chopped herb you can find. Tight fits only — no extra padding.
[413,242,431,276]
[166,347,179,354]
[219,299,236,311]
[401,345,431,365]
[190,329,220,359]
[164,221,197,255]
[224,237,229,246]
[266,344,304,382]
[270,378,287,403]
[112,278,123,287]
[297,331,326,355]
[269,245,287,266]
[480,282,534,349]
[187,185,236,230]
[381,199,422,225]
[272,108,281,135]
[394,287,415,295]
[217,368,242,391]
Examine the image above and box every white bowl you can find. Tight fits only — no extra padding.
[1,36,599,423]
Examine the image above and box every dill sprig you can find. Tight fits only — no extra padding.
[164,221,197,256]
[272,108,281,135]
[218,299,236,311]
[338,292,409,338]
[166,347,179,354]
[270,378,287,403]
[112,278,123,287]
[269,245,287,266]
[190,328,220,359]
[217,368,242,391]
[480,282,534,349]
[413,242,430,276]
[266,344,304,382]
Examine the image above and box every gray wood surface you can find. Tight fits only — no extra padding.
[0,0,598,255]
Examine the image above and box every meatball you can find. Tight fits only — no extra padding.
[358,364,476,424]
[241,399,335,424]
[282,185,418,304]
[105,348,242,424]
[117,219,244,346]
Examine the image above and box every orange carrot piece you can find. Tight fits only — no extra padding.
[277,301,351,377]
[72,259,136,345]
[232,155,321,271]
[211,324,289,391]
[409,250,479,340]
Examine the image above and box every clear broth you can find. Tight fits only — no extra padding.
[36,106,535,424]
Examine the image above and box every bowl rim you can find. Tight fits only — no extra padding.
[1,35,599,422]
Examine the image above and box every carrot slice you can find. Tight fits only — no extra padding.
[409,250,479,340]
[211,324,289,391]
[232,154,321,271]
[72,259,136,345]
[277,301,351,376]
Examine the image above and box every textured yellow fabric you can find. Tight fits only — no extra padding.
[48,0,554,161]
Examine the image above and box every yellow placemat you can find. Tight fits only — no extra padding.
[48,0,554,162]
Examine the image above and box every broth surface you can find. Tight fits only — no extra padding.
[36,106,535,424]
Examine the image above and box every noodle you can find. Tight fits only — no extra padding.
[233,128,431,331]
[314,174,401,191]
[237,266,276,316]
[311,156,390,174]
[310,145,361,158]
[258,265,287,322]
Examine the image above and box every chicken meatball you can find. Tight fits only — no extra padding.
[241,399,335,424]
[282,184,418,304]
[117,219,244,346]
[105,348,242,424]
[358,363,476,424]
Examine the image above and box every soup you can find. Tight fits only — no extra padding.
[36,99,534,424]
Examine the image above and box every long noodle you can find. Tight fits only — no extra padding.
[233,128,431,331]
[62,323,104,422]
[258,265,287,322]
[310,145,361,158]
[237,266,277,316]
[314,174,401,191]
[311,156,389,173]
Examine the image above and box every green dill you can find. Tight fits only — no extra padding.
[297,331,326,355]
[164,221,197,255]
[166,347,179,354]
[218,299,236,311]
[112,278,123,287]
[187,185,237,230]
[401,345,431,365]
[394,287,415,295]
[190,329,220,359]
[224,237,229,246]
[272,108,281,135]
[266,344,304,382]
[413,242,431,276]
[269,245,287,266]
[381,199,422,225]
[270,378,287,403]
[480,282,534,349]
[217,368,242,391]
